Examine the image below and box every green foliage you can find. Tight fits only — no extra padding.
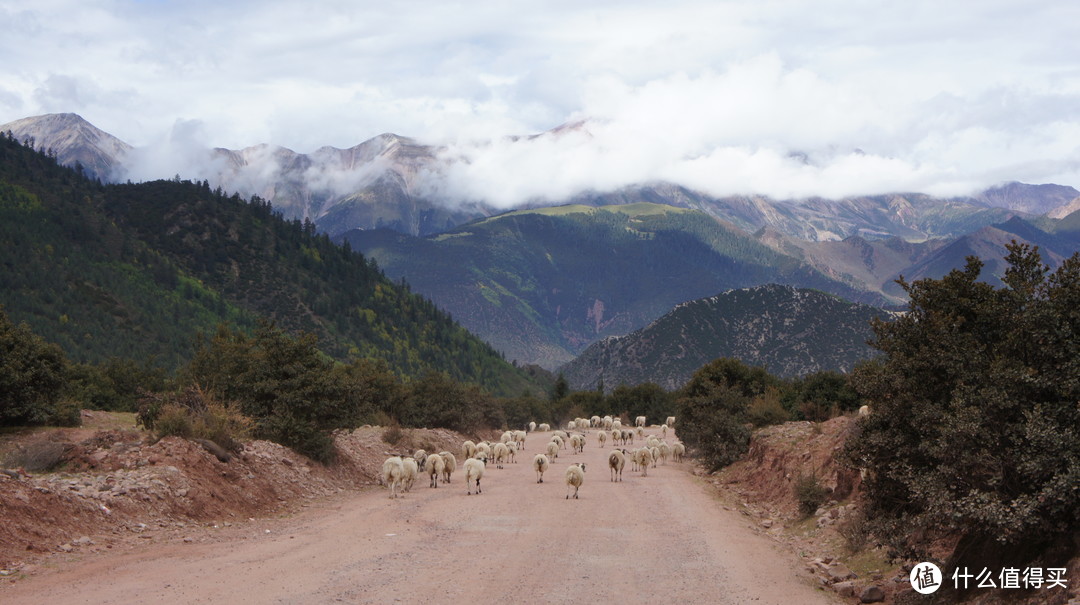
[606,382,675,424]
[795,473,829,517]
[137,385,253,451]
[783,370,863,421]
[843,242,1080,556]
[675,358,778,470]
[0,133,538,397]
[397,371,500,433]
[747,386,790,427]
[0,307,68,426]
[65,358,169,412]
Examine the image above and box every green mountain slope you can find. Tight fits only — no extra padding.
[0,133,535,396]
[560,284,890,390]
[341,203,889,368]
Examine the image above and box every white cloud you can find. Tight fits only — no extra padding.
[1,0,1078,202]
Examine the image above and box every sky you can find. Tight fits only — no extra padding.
[2,0,1080,205]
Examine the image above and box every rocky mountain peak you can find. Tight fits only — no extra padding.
[0,113,131,181]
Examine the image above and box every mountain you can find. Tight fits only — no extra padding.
[2,113,1070,243]
[340,203,889,368]
[884,216,1080,296]
[974,182,1080,215]
[0,113,131,181]
[559,285,890,391]
[0,132,536,396]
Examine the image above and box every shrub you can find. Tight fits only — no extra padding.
[747,387,789,427]
[137,385,252,450]
[837,507,870,553]
[795,473,828,517]
[843,243,1080,556]
[3,439,68,472]
[381,422,405,445]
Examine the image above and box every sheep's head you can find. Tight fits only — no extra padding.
[580,463,586,473]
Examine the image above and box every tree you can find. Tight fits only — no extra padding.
[0,308,68,426]
[675,358,778,470]
[844,243,1080,558]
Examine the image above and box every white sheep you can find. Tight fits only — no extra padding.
[382,456,405,499]
[492,442,509,469]
[427,453,445,488]
[650,446,660,468]
[533,453,550,483]
[546,440,560,461]
[475,442,492,460]
[565,463,586,499]
[528,421,537,432]
[538,423,550,432]
[666,416,676,428]
[402,457,419,492]
[513,430,526,451]
[439,451,457,484]
[608,449,626,482]
[858,405,871,417]
[598,430,607,448]
[635,415,646,427]
[635,425,644,439]
[661,424,668,439]
[569,434,584,454]
[590,415,601,428]
[501,430,514,444]
[550,434,564,451]
[602,415,613,430]
[463,455,486,495]
[506,441,518,464]
[672,442,686,463]
[658,442,670,465]
[636,448,653,476]
[462,440,477,460]
[413,449,428,472]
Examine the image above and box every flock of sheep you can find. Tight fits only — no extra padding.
[381,414,682,501]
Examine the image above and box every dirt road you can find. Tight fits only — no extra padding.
[4,430,837,604]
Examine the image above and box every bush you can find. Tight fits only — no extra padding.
[837,507,870,553]
[747,387,789,427]
[381,422,405,445]
[795,473,828,517]
[3,439,68,472]
[0,308,67,427]
[138,385,252,450]
[843,243,1080,556]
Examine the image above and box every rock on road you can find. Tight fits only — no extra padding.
[4,429,837,604]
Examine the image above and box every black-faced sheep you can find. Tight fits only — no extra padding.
[533,453,550,483]
[565,463,586,499]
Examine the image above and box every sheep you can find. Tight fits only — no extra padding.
[427,454,445,488]
[858,405,871,417]
[413,449,428,472]
[650,446,660,468]
[635,425,644,439]
[439,451,457,483]
[666,416,676,428]
[646,436,660,449]
[672,442,686,463]
[463,455,486,495]
[602,415,613,430]
[552,430,568,445]
[546,440,560,461]
[402,457,419,492]
[533,453,550,483]
[492,442,509,469]
[462,440,478,460]
[475,442,492,460]
[538,423,550,432]
[501,430,514,444]
[590,415,601,428]
[513,430,526,451]
[528,421,537,432]
[382,456,405,499]
[608,449,626,482]
[658,442,670,465]
[635,415,646,427]
[506,441,518,463]
[661,424,668,439]
[598,430,608,448]
[550,434,564,451]
[569,434,584,454]
[621,429,634,445]
[636,448,653,476]
[565,463,586,499]
[566,420,577,431]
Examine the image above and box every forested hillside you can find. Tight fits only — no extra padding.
[0,133,535,396]
[343,203,886,368]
